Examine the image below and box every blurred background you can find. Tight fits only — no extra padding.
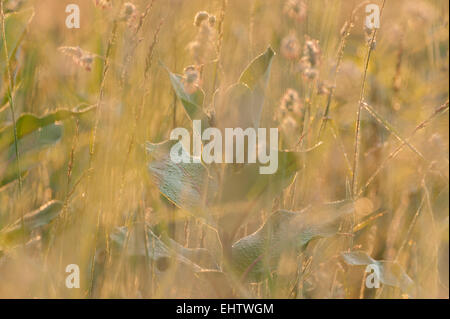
[0,0,448,298]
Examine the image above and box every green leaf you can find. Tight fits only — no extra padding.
[231,201,354,282]
[341,251,414,293]
[213,150,303,241]
[10,123,63,156]
[239,46,275,90]
[214,83,253,130]
[0,124,63,190]
[0,170,27,191]
[0,200,63,247]
[161,63,209,132]
[0,105,95,151]
[215,47,275,129]
[0,106,94,190]
[220,150,300,204]
[146,141,218,214]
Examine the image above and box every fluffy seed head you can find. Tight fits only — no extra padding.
[280,33,301,61]
[59,46,94,71]
[123,2,136,16]
[194,11,210,27]
[317,81,332,95]
[303,37,321,67]
[294,36,321,81]
[208,15,216,27]
[182,66,201,94]
[189,11,217,65]
[280,89,302,115]
[284,0,307,23]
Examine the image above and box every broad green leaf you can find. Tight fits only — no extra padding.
[219,150,300,204]
[146,141,218,214]
[231,201,354,282]
[0,124,63,190]
[341,251,414,293]
[0,105,95,151]
[239,46,275,90]
[161,63,209,133]
[0,200,63,247]
[215,47,275,129]
[0,170,27,191]
[10,123,63,156]
[214,150,302,241]
[248,150,300,199]
[214,83,253,130]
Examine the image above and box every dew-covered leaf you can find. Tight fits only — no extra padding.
[342,251,414,293]
[231,201,354,282]
[146,140,218,214]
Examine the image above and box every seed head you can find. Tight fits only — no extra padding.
[295,36,321,81]
[121,2,138,26]
[364,27,377,50]
[194,11,210,27]
[317,81,333,95]
[59,46,95,71]
[303,36,321,67]
[182,65,201,94]
[280,33,300,61]
[123,2,136,16]
[189,11,217,65]
[208,15,216,27]
[283,0,307,23]
[302,68,318,80]
[280,89,302,116]
[94,0,112,9]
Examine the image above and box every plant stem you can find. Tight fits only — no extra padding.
[1,1,25,245]
[351,0,386,198]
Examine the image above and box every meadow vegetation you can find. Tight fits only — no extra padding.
[0,0,448,298]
